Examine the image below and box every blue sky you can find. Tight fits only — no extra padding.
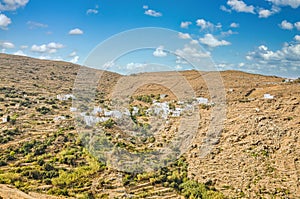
[0,0,300,77]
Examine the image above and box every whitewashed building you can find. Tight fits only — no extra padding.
[70,107,77,112]
[57,94,75,101]
[2,117,8,123]
[196,97,208,105]
[264,94,274,99]
[53,116,66,122]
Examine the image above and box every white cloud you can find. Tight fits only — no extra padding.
[47,42,63,49]
[1,41,14,49]
[153,46,167,57]
[31,44,47,53]
[230,22,239,28]
[0,14,11,29]
[247,43,300,62]
[258,9,272,18]
[175,44,211,60]
[126,62,147,70]
[226,0,255,14]
[27,21,48,29]
[86,9,98,15]
[0,0,29,11]
[196,19,214,31]
[143,5,149,9]
[220,5,232,12]
[70,56,79,63]
[178,32,191,39]
[190,40,199,45]
[238,62,245,67]
[69,51,77,57]
[258,6,280,18]
[175,65,183,70]
[144,9,162,17]
[246,41,300,76]
[199,34,231,47]
[294,35,300,42]
[180,21,192,28]
[295,22,300,30]
[68,28,84,35]
[196,19,221,32]
[14,50,26,56]
[31,42,64,53]
[280,20,294,30]
[267,0,300,8]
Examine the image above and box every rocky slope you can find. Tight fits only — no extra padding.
[0,53,299,198]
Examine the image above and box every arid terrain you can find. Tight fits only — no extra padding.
[0,53,299,198]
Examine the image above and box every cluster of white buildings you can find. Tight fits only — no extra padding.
[59,94,210,127]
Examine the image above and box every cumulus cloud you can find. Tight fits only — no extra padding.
[144,9,162,17]
[220,5,232,12]
[178,32,191,39]
[280,20,294,30]
[196,19,221,32]
[295,22,300,30]
[70,56,79,63]
[126,62,147,70]
[153,46,167,57]
[199,34,231,47]
[175,44,211,60]
[294,35,300,42]
[226,0,255,14]
[31,42,64,53]
[267,0,300,8]
[246,41,300,77]
[14,50,26,56]
[258,6,280,18]
[247,43,300,62]
[230,22,239,28]
[0,0,29,11]
[180,21,192,29]
[1,41,15,49]
[258,9,272,18]
[0,14,11,29]
[69,28,84,35]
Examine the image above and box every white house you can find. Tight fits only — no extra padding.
[2,117,8,123]
[92,107,103,115]
[131,107,139,116]
[111,110,122,119]
[70,107,77,112]
[264,94,274,99]
[152,102,169,119]
[160,94,167,99]
[57,94,75,101]
[196,97,208,105]
[53,116,66,122]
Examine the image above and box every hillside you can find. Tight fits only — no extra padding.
[0,53,299,198]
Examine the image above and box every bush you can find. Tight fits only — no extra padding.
[36,106,51,115]
[100,118,115,129]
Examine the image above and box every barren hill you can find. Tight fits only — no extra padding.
[0,53,299,198]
